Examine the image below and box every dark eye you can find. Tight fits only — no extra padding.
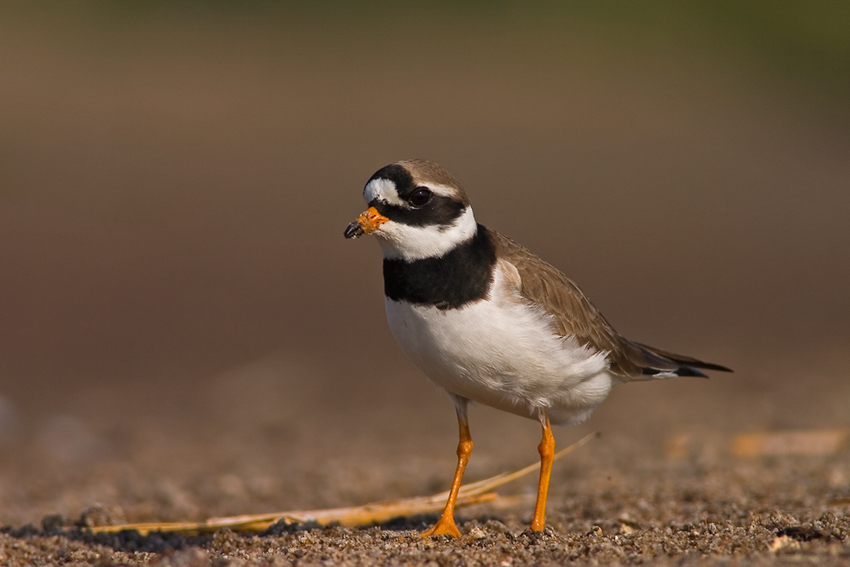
[408,187,432,208]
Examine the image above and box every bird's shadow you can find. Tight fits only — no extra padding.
[1,523,213,553]
[0,514,450,553]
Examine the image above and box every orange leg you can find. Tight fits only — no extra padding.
[531,413,555,532]
[421,403,472,538]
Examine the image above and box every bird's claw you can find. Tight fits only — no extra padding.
[421,516,462,538]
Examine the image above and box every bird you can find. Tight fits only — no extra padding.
[343,159,731,537]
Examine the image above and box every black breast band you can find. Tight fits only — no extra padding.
[383,225,496,310]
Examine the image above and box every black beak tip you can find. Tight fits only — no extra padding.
[344,221,364,239]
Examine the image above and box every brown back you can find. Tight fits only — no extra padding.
[490,229,687,378]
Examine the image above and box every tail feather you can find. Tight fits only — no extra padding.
[641,366,709,378]
[634,342,733,378]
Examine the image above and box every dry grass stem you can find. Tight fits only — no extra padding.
[86,433,596,535]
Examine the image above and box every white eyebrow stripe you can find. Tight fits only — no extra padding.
[364,178,405,207]
[421,183,458,199]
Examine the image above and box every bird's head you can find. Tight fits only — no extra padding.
[344,159,477,261]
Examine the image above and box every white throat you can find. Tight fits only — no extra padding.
[376,207,478,261]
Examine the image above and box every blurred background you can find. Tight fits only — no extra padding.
[1,1,848,525]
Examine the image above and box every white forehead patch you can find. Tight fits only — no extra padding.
[364,178,405,207]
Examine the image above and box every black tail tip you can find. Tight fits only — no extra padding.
[694,361,734,373]
[675,366,710,378]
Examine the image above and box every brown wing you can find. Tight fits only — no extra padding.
[489,229,731,378]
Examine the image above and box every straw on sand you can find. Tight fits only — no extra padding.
[86,433,596,535]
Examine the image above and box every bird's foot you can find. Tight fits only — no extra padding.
[421,515,462,538]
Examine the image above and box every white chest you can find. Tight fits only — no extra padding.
[383,271,613,425]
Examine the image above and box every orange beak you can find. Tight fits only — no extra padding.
[344,206,389,239]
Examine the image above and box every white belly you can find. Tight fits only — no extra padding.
[384,282,614,426]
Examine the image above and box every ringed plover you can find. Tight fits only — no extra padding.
[344,159,731,537]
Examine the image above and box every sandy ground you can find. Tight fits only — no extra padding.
[1,399,849,566]
[2,347,849,565]
[1,4,849,566]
